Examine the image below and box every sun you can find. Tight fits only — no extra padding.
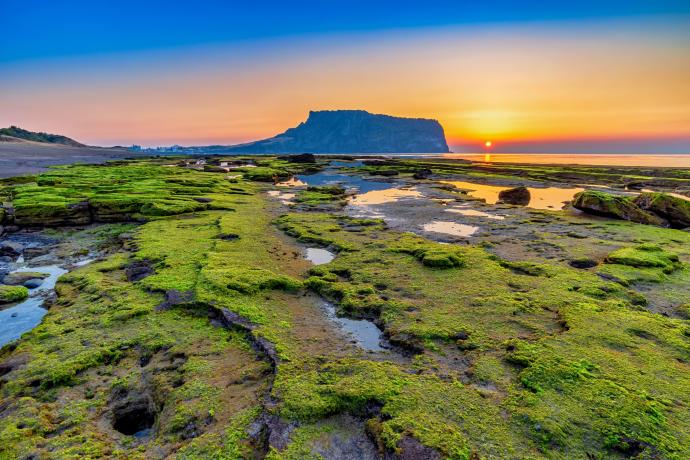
[484,140,493,148]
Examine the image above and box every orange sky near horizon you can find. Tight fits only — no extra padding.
[1,18,689,149]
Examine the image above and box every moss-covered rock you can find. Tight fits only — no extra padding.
[605,244,681,273]
[3,271,49,286]
[0,285,29,303]
[633,192,690,229]
[572,191,665,226]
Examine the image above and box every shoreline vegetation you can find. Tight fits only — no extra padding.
[1,155,689,459]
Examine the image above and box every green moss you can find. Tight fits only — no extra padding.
[606,244,681,272]
[294,185,347,207]
[0,285,29,303]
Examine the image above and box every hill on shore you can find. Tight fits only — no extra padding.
[0,126,85,147]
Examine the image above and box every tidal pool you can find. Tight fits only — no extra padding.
[445,207,505,220]
[440,181,583,210]
[0,264,68,347]
[305,247,335,265]
[349,188,422,206]
[320,301,385,352]
[422,221,479,237]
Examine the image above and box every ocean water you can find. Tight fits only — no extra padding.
[434,153,690,167]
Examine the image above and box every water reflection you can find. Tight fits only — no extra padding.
[320,301,385,352]
[349,188,422,206]
[305,248,335,265]
[445,208,505,220]
[422,221,479,237]
[0,264,68,346]
[440,181,583,210]
[439,153,690,168]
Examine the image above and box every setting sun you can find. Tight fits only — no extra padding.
[484,141,493,148]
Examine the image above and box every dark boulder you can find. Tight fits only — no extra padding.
[498,186,531,205]
[22,278,44,289]
[370,170,399,177]
[413,168,433,180]
[0,241,23,257]
[633,192,690,229]
[572,191,666,226]
[285,153,317,164]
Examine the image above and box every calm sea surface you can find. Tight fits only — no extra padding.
[431,153,690,167]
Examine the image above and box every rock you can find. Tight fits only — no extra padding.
[390,436,442,460]
[23,247,52,259]
[3,271,48,286]
[633,192,690,229]
[572,191,666,226]
[22,278,44,289]
[0,285,29,304]
[413,168,433,180]
[498,186,531,205]
[370,170,399,177]
[124,259,154,282]
[156,289,194,310]
[13,200,92,227]
[0,241,24,257]
[0,355,28,377]
[222,110,450,154]
[285,153,317,163]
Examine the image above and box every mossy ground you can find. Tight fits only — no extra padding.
[1,158,689,459]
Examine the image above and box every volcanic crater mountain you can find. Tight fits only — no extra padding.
[225,110,450,153]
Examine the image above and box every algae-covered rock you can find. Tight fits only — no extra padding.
[605,243,681,273]
[0,284,29,304]
[498,186,530,205]
[633,192,690,229]
[572,191,665,226]
[3,271,49,286]
[413,168,433,180]
[13,200,92,226]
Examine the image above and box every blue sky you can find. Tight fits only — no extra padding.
[1,1,689,151]
[4,1,690,62]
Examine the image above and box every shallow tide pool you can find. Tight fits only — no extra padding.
[439,181,583,210]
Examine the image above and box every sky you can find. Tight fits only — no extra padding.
[1,1,690,153]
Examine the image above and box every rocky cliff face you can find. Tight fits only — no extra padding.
[227,110,450,153]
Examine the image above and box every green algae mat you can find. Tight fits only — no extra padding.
[1,159,689,459]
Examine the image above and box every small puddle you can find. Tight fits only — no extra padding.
[445,208,505,220]
[439,181,583,210]
[349,188,422,206]
[305,248,335,265]
[320,301,385,352]
[423,221,479,237]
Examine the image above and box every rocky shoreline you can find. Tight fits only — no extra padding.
[1,155,689,459]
